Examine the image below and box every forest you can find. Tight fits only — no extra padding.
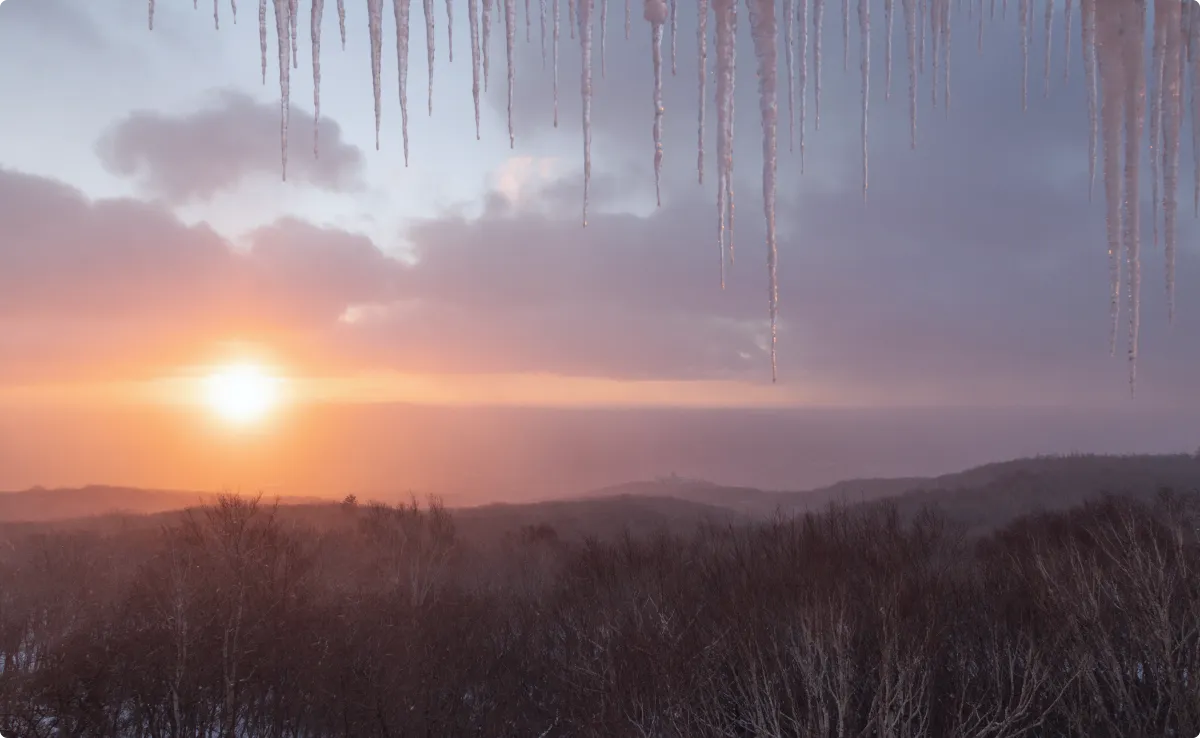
[1,486,1198,737]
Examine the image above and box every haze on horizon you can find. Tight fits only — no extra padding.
[0,0,1198,501]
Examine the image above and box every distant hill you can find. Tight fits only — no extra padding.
[584,453,1200,529]
[0,485,328,523]
[4,453,1199,538]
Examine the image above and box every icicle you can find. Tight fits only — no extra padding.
[885,0,894,98]
[903,0,917,148]
[313,0,324,159]
[1119,0,1146,391]
[394,0,413,165]
[570,0,577,38]
[626,0,631,38]
[1043,0,1051,98]
[714,0,735,285]
[841,0,848,71]
[338,0,346,49]
[149,0,155,30]
[289,0,298,67]
[1096,0,1121,355]
[231,0,237,23]
[554,0,561,126]
[858,0,869,199]
[978,0,984,54]
[1019,0,1028,110]
[484,0,494,89]
[720,0,729,264]
[367,0,384,151]
[541,0,548,64]
[1063,0,1071,81]
[748,0,780,381]
[1082,0,1097,198]
[470,0,482,136]
[671,0,679,75]
[601,0,608,76]
[1162,0,1182,322]
[272,0,291,179]
[814,0,823,129]
[930,0,939,108]
[214,0,220,30]
[942,0,951,110]
[527,0,533,40]
[259,0,268,82]
[1191,8,1200,217]
[799,0,808,168]
[447,0,455,61]
[425,0,437,115]
[918,0,924,74]
[785,0,795,150]
[698,0,709,183]
[647,0,668,206]
[581,0,595,224]
[1151,0,1165,250]
[506,0,517,146]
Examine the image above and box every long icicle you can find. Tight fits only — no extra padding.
[601,0,608,76]
[368,0,384,150]
[470,0,482,136]
[1162,0,1182,323]
[554,0,560,126]
[1096,0,1123,358]
[506,0,517,146]
[859,0,869,199]
[1063,0,1071,81]
[425,0,437,115]
[885,0,894,98]
[1082,0,1097,199]
[312,0,325,159]
[541,0,548,64]
[714,0,734,287]
[748,0,780,381]
[698,0,709,184]
[903,0,917,148]
[272,0,291,179]
[483,0,494,89]
[671,0,679,74]
[814,0,823,129]
[800,0,808,169]
[1119,0,1146,392]
[647,0,668,206]
[394,0,413,165]
[785,0,795,150]
[842,0,849,71]
[1043,0,1052,98]
[338,0,346,48]
[289,0,298,67]
[1151,0,1165,249]
[260,0,268,82]
[581,0,595,224]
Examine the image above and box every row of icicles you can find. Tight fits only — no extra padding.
[146,0,1197,391]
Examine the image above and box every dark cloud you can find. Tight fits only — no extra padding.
[95,90,366,203]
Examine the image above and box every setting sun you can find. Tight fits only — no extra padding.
[204,364,282,425]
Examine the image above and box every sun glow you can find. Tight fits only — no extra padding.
[204,364,282,425]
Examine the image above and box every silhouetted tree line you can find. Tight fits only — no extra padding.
[1,489,1199,737]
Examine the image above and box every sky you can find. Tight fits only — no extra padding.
[0,0,1197,498]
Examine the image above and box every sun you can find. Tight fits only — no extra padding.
[204,364,282,425]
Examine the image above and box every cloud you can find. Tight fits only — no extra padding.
[95,90,366,203]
